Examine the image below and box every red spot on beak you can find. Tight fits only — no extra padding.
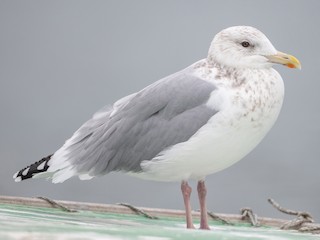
[287,63,295,68]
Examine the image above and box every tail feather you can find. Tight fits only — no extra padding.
[13,154,53,182]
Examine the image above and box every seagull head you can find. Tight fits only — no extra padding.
[208,26,301,70]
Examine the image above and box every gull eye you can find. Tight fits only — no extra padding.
[241,41,250,48]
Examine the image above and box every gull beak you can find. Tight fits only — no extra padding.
[266,51,301,69]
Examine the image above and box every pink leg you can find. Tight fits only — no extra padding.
[181,181,195,229]
[197,180,210,230]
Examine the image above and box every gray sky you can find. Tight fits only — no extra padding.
[1,0,320,221]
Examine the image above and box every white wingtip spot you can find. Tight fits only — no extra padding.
[22,168,29,176]
[14,176,22,182]
[13,172,18,179]
[37,161,46,171]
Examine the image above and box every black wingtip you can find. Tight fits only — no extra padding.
[13,154,53,182]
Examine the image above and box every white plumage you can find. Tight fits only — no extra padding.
[139,63,284,181]
[14,26,301,230]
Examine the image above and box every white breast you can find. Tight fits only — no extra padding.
[138,67,284,182]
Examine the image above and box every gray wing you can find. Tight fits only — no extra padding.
[61,66,218,176]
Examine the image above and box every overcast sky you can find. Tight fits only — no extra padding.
[1,0,319,222]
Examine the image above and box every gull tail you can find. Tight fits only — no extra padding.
[13,154,53,182]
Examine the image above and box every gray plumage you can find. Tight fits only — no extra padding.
[13,25,301,230]
[58,65,217,178]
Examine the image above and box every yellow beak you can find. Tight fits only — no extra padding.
[266,51,301,69]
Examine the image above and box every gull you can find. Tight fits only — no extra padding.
[14,26,301,230]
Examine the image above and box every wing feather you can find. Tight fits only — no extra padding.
[48,64,218,182]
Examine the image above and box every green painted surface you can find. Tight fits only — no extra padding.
[0,203,319,240]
